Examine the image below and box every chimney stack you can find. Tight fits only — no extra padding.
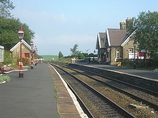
[120,21,126,30]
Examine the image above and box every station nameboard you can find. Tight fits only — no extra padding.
[0,45,4,62]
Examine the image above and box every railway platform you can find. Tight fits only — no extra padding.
[76,63,158,80]
[0,63,83,118]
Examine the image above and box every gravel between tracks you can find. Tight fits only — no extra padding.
[63,65,158,118]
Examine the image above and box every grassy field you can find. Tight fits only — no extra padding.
[40,55,59,61]
[40,55,72,64]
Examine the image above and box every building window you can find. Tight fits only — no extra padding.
[116,49,120,59]
[129,48,133,53]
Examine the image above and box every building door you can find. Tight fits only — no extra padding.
[25,53,30,58]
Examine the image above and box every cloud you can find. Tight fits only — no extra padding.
[12,9,67,27]
[11,5,96,55]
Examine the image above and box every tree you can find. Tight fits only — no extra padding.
[78,53,85,59]
[4,50,13,64]
[0,0,15,18]
[82,53,88,57]
[134,11,158,58]
[0,17,34,50]
[58,51,63,59]
[70,44,79,56]
[88,53,94,57]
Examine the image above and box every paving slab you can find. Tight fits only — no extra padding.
[50,66,82,118]
[0,63,59,118]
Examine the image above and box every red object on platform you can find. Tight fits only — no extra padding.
[138,53,145,57]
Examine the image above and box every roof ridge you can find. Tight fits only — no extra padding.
[107,28,126,30]
[99,32,106,34]
[10,39,31,52]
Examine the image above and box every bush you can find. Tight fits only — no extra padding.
[151,54,158,68]
[17,57,30,66]
[52,58,72,64]
[78,53,85,59]
[0,75,11,82]
[122,59,133,67]
[22,57,30,65]
[4,50,13,65]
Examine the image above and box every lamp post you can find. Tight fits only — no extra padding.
[133,41,137,69]
[30,41,34,69]
[93,50,96,62]
[18,28,24,78]
[107,47,110,63]
[34,46,38,65]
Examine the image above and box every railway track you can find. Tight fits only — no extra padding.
[70,64,158,97]
[68,65,158,110]
[51,63,136,118]
[50,63,158,117]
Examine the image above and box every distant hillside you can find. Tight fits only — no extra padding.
[40,55,58,61]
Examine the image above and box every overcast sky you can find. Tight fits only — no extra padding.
[11,0,158,56]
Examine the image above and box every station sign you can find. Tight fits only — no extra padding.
[129,53,137,59]
[0,45,4,62]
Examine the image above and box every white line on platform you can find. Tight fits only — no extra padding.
[49,64,88,118]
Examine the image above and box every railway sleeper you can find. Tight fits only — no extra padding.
[129,104,149,109]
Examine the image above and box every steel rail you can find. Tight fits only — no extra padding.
[69,64,158,97]
[64,79,95,118]
[49,63,94,118]
[52,64,136,118]
[69,67,158,111]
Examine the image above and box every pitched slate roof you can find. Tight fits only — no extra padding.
[121,30,135,46]
[107,29,128,46]
[10,39,31,52]
[96,32,106,49]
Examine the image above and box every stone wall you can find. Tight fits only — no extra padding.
[110,47,122,65]
[110,47,116,65]
[70,64,158,92]
[122,37,138,59]
[12,44,31,58]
